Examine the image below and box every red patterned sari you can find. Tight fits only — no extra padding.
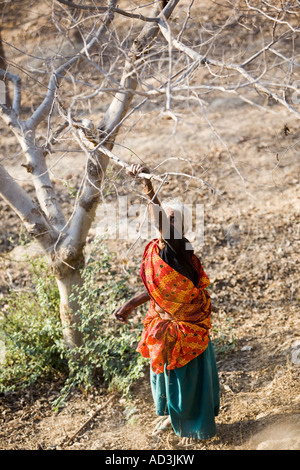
[137,239,212,374]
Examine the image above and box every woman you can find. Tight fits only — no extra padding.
[114,164,220,440]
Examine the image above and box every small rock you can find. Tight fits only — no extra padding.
[241,345,252,351]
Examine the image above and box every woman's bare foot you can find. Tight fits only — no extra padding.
[180,437,196,446]
[152,416,172,435]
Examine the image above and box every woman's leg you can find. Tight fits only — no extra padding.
[150,366,169,417]
[166,339,220,439]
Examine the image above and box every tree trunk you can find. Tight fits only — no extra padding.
[55,269,84,350]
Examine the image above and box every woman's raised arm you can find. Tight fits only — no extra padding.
[127,164,170,240]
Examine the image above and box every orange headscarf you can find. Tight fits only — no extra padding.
[137,239,212,374]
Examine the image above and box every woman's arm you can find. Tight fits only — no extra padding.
[114,291,150,324]
[127,164,170,239]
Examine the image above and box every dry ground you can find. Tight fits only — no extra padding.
[0,0,299,452]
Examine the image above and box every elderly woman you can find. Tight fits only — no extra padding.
[114,164,219,440]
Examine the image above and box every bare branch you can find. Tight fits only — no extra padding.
[99,0,181,136]
[27,1,117,130]
[63,0,181,250]
[98,145,167,184]
[56,0,160,22]
[0,163,57,252]
[157,15,300,119]
[16,126,67,231]
[0,100,21,129]
[0,99,67,232]
[245,0,300,33]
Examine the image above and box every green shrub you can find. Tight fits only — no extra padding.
[0,257,65,392]
[56,240,147,407]
[0,239,147,404]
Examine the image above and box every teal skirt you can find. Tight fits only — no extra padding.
[150,339,220,439]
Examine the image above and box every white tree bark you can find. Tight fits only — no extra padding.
[55,271,84,350]
[0,0,180,349]
[0,163,57,252]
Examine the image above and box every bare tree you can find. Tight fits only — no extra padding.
[0,0,180,349]
[0,0,299,350]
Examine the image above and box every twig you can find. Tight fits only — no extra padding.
[157,15,300,119]
[56,0,160,22]
[98,145,167,184]
[61,394,115,448]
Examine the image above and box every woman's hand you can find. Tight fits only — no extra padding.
[114,301,135,324]
[114,292,150,324]
[127,163,158,205]
[126,164,150,178]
